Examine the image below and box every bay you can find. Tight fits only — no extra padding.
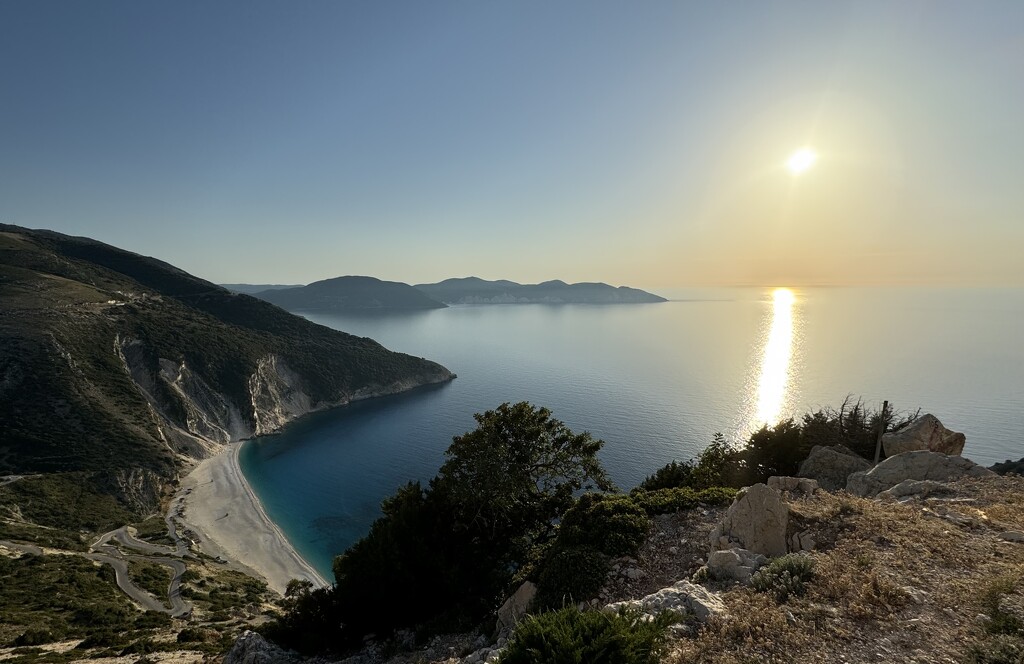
[239,287,1024,579]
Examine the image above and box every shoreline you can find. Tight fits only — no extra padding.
[178,442,328,595]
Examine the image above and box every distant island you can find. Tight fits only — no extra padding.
[251,276,447,311]
[230,275,667,311]
[414,276,668,305]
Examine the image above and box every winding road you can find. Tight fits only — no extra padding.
[0,502,196,618]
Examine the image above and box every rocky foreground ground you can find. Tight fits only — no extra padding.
[222,451,1024,664]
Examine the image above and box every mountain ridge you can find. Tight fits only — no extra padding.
[414,276,667,305]
[0,225,454,515]
[252,276,447,311]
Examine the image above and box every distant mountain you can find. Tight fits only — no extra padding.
[414,277,667,305]
[253,276,447,311]
[221,283,303,295]
[0,225,454,515]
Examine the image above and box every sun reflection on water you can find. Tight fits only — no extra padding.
[754,288,797,426]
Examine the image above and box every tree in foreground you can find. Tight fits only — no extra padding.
[273,402,613,652]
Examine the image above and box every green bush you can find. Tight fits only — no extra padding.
[631,487,736,515]
[499,607,677,664]
[534,548,610,611]
[638,461,693,491]
[558,494,649,557]
[13,628,56,646]
[177,627,213,643]
[641,400,915,491]
[966,635,1024,664]
[980,576,1023,636]
[751,554,815,602]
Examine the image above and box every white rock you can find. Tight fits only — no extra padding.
[767,476,819,495]
[797,445,871,492]
[496,580,537,631]
[882,414,966,457]
[709,484,789,557]
[846,451,995,498]
[604,580,726,623]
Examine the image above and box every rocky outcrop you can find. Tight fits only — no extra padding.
[797,445,871,492]
[767,476,819,495]
[496,581,537,631]
[224,630,303,664]
[249,355,313,436]
[707,548,767,583]
[846,451,995,498]
[881,414,966,457]
[604,580,726,622]
[877,479,946,499]
[710,483,789,557]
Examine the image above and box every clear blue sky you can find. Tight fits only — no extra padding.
[2,1,1022,287]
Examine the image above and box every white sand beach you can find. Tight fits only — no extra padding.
[179,443,328,595]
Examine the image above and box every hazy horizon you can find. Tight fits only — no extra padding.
[3,2,1022,289]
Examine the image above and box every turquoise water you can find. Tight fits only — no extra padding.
[239,287,1024,579]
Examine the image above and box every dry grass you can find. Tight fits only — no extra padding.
[666,476,1024,664]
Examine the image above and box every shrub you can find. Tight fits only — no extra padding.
[14,628,56,646]
[499,607,678,664]
[558,494,650,557]
[120,638,155,655]
[643,399,916,491]
[980,576,1023,636]
[751,554,815,602]
[631,487,736,515]
[966,635,1024,664]
[534,548,610,611]
[177,627,212,643]
[638,461,693,491]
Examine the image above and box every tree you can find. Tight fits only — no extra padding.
[309,402,612,648]
[432,402,614,548]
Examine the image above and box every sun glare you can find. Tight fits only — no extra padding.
[785,147,817,175]
[754,288,797,425]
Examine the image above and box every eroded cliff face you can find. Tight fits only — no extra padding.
[113,335,453,464]
[249,355,312,436]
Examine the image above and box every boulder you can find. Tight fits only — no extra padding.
[797,445,871,492]
[877,479,945,499]
[881,414,966,457]
[224,631,302,664]
[496,580,537,631]
[767,476,819,495]
[846,450,995,498]
[789,530,816,552]
[605,580,725,622]
[707,548,767,583]
[710,484,789,557]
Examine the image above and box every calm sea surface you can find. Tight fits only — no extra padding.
[239,287,1024,578]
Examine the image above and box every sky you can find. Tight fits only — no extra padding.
[2,1,1022,289]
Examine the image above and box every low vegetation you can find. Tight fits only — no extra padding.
[499,607,678,664]
[639,398,916,492]
[128,559,172,601]
[750,554,815,601]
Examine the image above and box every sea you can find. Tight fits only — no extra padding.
[238,287,1024,579]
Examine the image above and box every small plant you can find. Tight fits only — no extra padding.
[751,554,815,602]
[498,607,678,664]
[980,576,1023,636]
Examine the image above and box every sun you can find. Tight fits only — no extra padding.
[785,147,817,175]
